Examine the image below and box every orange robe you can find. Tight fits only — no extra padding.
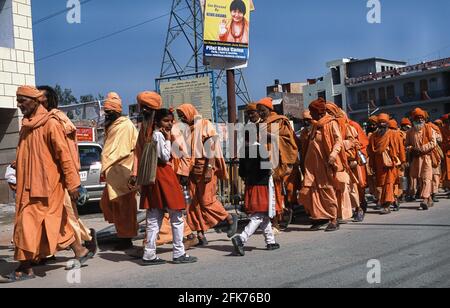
[51,109,92,244]
[14,105,79,261]
[368,130,405,205]
[440,125,450,188]
[175,104,229,233]
[349,120,369,204]
[406,124,437,200]
[299,115,342,221]
[263,113,299,214]
[101,117,138,239]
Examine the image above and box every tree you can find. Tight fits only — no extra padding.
[216,96,228,123]
[54,84,77,106]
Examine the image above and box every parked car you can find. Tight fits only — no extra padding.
[78,142,105,206]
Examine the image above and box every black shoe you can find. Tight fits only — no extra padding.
[196,236,208,247]
[361,201,368,214]
[114,238,134,251]
[392,203,400,212]
[227,214,239,238]
[142,258,167,266]
[173,254,198,264]
[266,243,280,251]
[432,194,439,203]
[232,236,245,256]
[310,220,328,231]
[420,203,429,211]
[325,223,340,232]
[85,228,98,256]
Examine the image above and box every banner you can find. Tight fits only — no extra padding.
[203,0,251,69]
[159,76,213,120]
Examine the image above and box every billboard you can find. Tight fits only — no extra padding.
[159,76,213,120]
[203,0,251,69]
[76,127,96,142]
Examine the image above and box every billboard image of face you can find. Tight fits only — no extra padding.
[203,0,250,63]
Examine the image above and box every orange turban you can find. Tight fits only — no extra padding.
[16,85,44,100]
[388,119,398,129]
[368,115,378,124]
[377,113,390,124]
[137,91,162,110]
[246,103,257,112]
[325,102,345,118]
[104,92,122,113]
[257,97,273,110]
[309,98,327,114]
[411,108,426,120]
[401,118,412,126]
[176,104,199,124]
[303,110,312,120]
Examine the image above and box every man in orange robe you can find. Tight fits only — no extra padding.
[439,114,450,191]
[348,119,369,218]
[299,98,343,232]
[175,103,237,246]
[366,115,379,201]
[257,98,299,231]
[368,114,405,215]
[388,119,407,210]
[100,92,139,250]
[38,85,96,252]
[2,86,92,283]
[406,108,438,210]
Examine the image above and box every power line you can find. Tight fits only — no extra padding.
[36,10,176,63]
[33,0,95,26]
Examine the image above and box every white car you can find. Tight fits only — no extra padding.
[78,142,105,206]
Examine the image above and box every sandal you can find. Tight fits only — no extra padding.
[142,257,167,266]
[65,251,94,271]
[0,272,36,284]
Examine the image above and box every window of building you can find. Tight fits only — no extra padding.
[334,94,343,108]
[429,78,438,91]
[387,85,395,99]
[331,67,341,85]
[358,90,368,104]
[379,87,386,103]
[369,88,376,102]
[420,79,429,93]
[0,0,14,48]
[318,91,326,100]
[404,82,416,99]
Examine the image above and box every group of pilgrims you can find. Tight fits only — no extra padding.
[2,84,449,283]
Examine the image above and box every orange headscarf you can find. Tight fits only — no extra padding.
[17,85,44,100]
[176,104,200,125]
[411,108,426,120]
[104,92,122,113]
[137,91,162,110]
[388,119,398,129]
[401,118,412,126]
[257,97,274,110]
[309,98,327,114]
[368,115,378,124]
[377,113,390,124]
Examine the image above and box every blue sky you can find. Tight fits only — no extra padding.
[32,0,450,110]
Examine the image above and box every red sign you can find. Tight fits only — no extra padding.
[76,127,95,142]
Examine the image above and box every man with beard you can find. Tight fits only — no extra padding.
[406,108,438,210]
[1,86,92,283]
[38,85,97,253]
[368,114,405,215]
[100,92,139,250]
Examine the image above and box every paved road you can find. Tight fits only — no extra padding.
[1,199,449,288]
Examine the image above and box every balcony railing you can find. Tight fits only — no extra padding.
[350,89,450,111]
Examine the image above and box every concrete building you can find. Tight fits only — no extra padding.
[303,58,406,111]
[303,56,450,123]
[0,0,35,203]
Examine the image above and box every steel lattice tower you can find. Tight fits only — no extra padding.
[160,0,251,107]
